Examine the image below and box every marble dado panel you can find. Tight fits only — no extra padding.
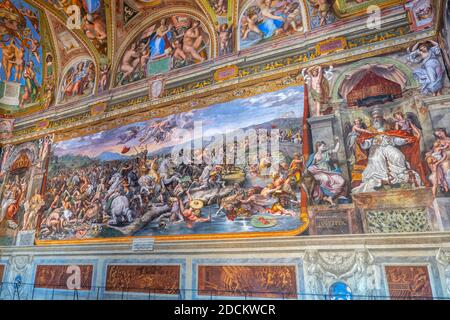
[34,265,94,291]
[105,265,181,295]
[0,235,449,299]
[197,265,298,299]
[385,265,433,299]
[366,208,432,234]
[352,189,445,234]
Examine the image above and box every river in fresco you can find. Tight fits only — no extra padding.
[134,197,303,236]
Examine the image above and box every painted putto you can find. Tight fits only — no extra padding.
[0,0,42,113]
[116,15,210,86]
[240,0,306,50]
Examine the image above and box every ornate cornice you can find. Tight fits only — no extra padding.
[2,5,439,146]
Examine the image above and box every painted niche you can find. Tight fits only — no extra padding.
[116,15,211,86]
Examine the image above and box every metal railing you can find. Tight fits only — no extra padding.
[0,281,447,300]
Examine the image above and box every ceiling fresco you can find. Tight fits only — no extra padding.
[43,0,109,56]
[0,0,421,118]
[0,0,45,114]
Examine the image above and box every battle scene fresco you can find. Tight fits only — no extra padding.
[0,0,44,114]
[37,86,305,242]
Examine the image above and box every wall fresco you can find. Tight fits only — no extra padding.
[116,15,211,86]
[385,265,433,299]
[0,0,449,250]
[0,137,53,245]
[306,0,337,28]
[105,265,180,294]
[44,0,108,55]
[0,0,44,114]
[197,265,298,298]
[239,0,307,50]
[34,264,93,290]
[37,85,305,242]
[441,0,450,77]
[57,58,96,103]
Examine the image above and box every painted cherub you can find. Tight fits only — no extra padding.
[351,118,371,134]
[283,2,303,33]
[99,63,111,92]
[172,39,187,62]
[241,11,262,40]
[30,38,40,63]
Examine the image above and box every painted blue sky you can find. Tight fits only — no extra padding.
[54,85,304,158]
[0,0,42,85]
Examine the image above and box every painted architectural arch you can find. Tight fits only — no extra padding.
[57,57,96,104]
[114,12,215,87]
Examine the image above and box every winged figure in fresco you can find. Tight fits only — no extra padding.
[117,126,140,144]
[19,7,39,31]
[408,40,445,96]
[138,112,195,145]
[392,111,422,138]
[307,0,335,26]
